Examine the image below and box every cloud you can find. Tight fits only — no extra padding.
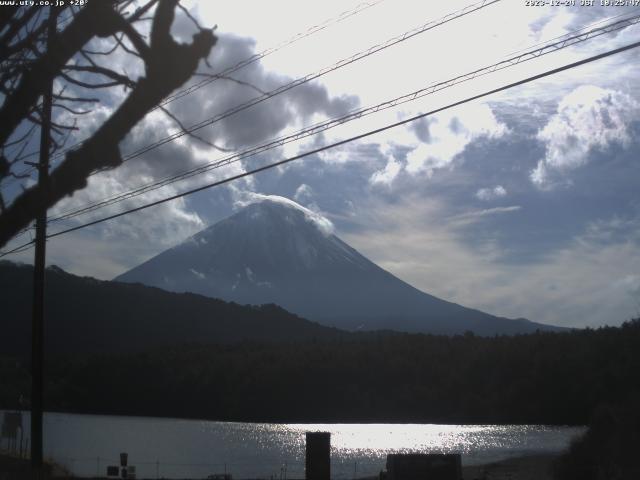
[165,33,358,152]
[409,117,433,143]
[293,183,326,215]
[293,183,314,203]
[369,144,402,186]
[450,205,522,224]
[406,103,507,176]
[476,185,507,201]
[341,197,640,328]
[612,274,640,300]
[232,191,334,235]
[365,103,508,184]
[580,214,640,247]
[370,157,402,186]
[8,0,639,332]
[40,28,358,266]
[362,103,509,190]
[48,110,217,250]
[51,170,206,248]
[531,85,639,188]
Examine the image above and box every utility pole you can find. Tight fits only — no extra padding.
[30,6,56,475]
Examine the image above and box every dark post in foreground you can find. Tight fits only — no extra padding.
[305,432,330,480]
[386,453,462,480]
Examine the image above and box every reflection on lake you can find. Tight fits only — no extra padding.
[10,412,585,478]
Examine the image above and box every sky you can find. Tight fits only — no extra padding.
[2,0,640,328]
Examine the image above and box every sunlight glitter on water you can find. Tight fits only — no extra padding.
[267,423,577,463]
[3,412,584,478]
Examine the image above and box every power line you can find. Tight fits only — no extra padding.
[0,7,96,185]
[112,0,501,165]
[10,0,502,221]
[6,0,500,186]
[0,0,387,181]
[3,38,639,258]
[30,5,56,471]
[46,12,640,224]
[156,0,388,108]
[504,9,636,58]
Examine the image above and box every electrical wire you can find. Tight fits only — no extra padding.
[157,0,388,108]
[4,0,503,242]
[111,0,501,165]
[1,0,501,187]
[3,38,639,258]
[46,12,640,224]
[0,0,388,178]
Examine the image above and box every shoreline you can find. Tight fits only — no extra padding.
[0,407,585,427]
[2,453,562,480]
[462,453,560,480]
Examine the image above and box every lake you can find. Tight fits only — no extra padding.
[2,411,584,478]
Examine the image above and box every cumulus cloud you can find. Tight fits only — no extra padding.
[50,168,206,248]
[405,103,507,176]
[476,185,507,201]
[531,85,639,188]
[166,33,358,153]
[369,145,403,186]
[370,156,402,186]
[368,103,508,183]
[47,107,224,250]
[43,27,359,260]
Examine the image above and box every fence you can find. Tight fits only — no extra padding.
[52,456,308,480]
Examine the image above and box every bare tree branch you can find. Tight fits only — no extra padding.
[53,103,92,115]
[59,71,131,90]
[3,123,37,149]
[0,19,48,64]
[159,105,233,152]
[111,32,143,59]
[0,7,39,52]
[0,2,123,147]
[119,16,151,60]
[81,34,123,56]
[63,64,137,88]
[177,2,205,31]
[0,0,217,248]
[53,94,100,103]
[195,72,267,95]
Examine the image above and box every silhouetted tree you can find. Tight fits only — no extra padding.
[554,394,640,480]
[0,0,217,248]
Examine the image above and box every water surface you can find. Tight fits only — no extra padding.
[4,412,584,478]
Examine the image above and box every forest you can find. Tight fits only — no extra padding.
[1,319,639,426]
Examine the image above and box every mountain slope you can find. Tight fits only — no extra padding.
[0,261,344,357]
[116,197,563,335]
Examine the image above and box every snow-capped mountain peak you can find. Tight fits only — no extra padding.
[115,197,562,335]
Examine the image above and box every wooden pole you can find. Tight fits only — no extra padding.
[31,6,55,476]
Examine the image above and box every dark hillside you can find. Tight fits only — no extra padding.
[0,261,345,357]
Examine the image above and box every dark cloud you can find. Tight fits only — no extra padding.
[163,33,359,151]
[448,117,463,135]
[227,88,640,272]
[49,29,364,235]
[409,117,432,143]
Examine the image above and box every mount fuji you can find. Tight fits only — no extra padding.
[115,197,562,335]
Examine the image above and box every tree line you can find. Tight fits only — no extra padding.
[1,319,639,425]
